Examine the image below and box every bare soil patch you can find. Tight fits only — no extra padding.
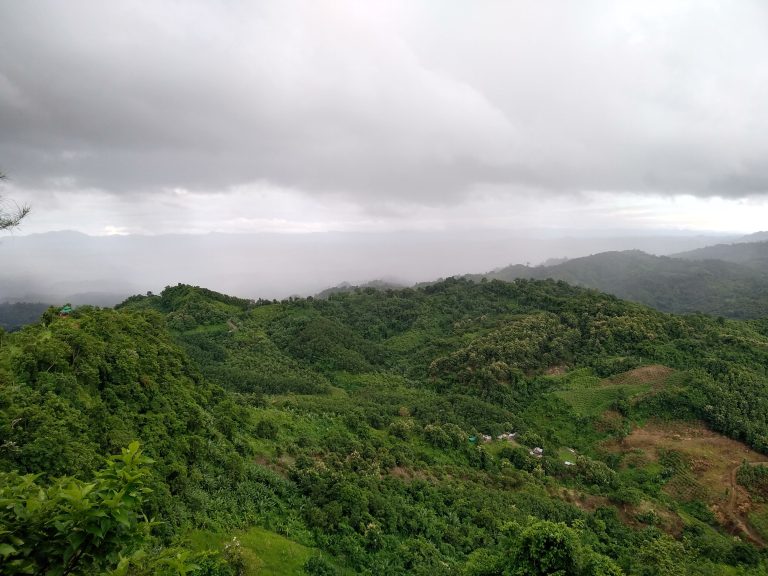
[607,420,768,546]
[604,364,674,387]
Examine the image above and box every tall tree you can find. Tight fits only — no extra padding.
[0,171,30,231]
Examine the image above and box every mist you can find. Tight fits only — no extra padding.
[0,229,735,304]
[2,1,767,306]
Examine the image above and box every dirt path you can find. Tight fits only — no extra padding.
[725,461,768,547]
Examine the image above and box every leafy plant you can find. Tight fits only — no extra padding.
[0,442,156,575]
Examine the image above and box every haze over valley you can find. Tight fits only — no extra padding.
[0,228,742,304]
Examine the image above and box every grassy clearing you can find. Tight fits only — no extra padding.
[236,527,315,575]
[750,506,768,541]
[553,365,673,417]
[188,526,344,576]
[484,438,520,457]
[556,384,648,417]
[556,447,578,461]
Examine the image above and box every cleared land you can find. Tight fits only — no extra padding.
[555,364,674,417]
[608,420,768,546]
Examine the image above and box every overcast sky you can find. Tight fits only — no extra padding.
[2,0,768,236]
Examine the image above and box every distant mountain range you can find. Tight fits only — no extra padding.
[0,229,739,305]
[738,230,768,243]
[4,230,768,328]
[674,240,768,269]
[469,247,768,318]
[0,302,50,331]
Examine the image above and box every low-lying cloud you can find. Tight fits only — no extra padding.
[2,0,768,230]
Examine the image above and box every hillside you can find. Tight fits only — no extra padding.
[738,231,768,243]
[0,301,49,331]
[675,241,768,271]
[471,250,768,318]
[315,279,405,299]
[4,280,768,573]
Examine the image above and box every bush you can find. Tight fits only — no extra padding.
[736,464,768,501]
[424,424,452,449]
[575,456,617,488]
[388,420,413,440]
[509,520,582,576]
[518,431,544,449]
[304,554,339,575]
[255,420,279,440]
[0,442,202,576]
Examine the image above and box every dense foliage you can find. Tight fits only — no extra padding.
[4,278,768,573]
[472,250,768,318]
[675,241,768,270]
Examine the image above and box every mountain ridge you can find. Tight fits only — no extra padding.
[465,249,768,318]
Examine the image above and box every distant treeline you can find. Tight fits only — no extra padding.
[469,247,768,319]
[0,301,49,331]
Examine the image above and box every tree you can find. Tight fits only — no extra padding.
[508,520,582,576]
[0,171,30,231]
[635,536,687,576]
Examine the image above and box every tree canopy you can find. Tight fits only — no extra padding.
[3,279,768,573]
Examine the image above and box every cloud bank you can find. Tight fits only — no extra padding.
[1,0,768,233]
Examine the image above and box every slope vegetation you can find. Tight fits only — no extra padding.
[473,250,768,318]
[674,240,768,271]
[5,279,768,574]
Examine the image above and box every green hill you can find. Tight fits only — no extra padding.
[471,249,768,318]
[0,301,49,331]
[4,279,768,574]
[674,240,768,270]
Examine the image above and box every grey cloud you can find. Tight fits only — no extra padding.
[2,0,768,206]
[707,167,768,196]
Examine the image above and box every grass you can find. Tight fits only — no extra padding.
[236,527,316,575]
[552,366,672,418]
[484,438,520,457]
[555,384,649,417]
[188,526,344,576]
[556,447,578,462]
[749,505,768,541]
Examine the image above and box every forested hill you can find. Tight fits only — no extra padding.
[738,231,768,243]
[469,249,768,318]
[0,301,49,331]
[5,279,768,573]
[674,240,768,270]
[315,279,404,299]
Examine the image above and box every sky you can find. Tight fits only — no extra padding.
[2,0,768,239]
